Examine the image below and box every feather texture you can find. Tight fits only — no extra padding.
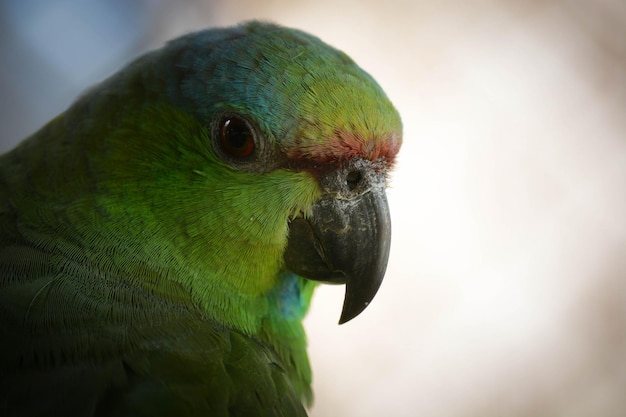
[0,21,401,416]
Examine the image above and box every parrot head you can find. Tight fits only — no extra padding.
[162,21,403,324]
[9,21,401,330]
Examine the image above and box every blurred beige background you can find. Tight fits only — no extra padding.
[2,1,625,416]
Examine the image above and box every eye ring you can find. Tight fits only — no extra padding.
[218,116,256,159]
[211,112,277,173]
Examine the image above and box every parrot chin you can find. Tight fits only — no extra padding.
[283,159,391,324]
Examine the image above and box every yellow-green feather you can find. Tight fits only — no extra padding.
[0,20,402,415]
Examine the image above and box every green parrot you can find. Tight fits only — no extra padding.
[0,21,402,416]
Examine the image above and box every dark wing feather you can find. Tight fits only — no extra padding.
[0,225,307,417]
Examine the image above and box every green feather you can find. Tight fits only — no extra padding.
[0,21,401,416]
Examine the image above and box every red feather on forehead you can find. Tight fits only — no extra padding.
[286,129,401,175]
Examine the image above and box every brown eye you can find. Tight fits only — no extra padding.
[219,117,255,158]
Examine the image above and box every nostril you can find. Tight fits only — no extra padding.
[346,170,362,191]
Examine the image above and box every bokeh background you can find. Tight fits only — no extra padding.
[2,1,625,416]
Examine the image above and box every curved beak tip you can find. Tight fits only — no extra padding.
[337,256,387,325]
[338,301,369,325]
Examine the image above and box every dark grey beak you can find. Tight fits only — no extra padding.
[284,159,391,324]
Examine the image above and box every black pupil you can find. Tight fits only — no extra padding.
[224,118,250,150]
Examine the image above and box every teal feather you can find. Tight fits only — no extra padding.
[0,21,401,416]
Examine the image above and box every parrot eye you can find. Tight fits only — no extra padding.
[218,117,255,158]
[212,112,275,172]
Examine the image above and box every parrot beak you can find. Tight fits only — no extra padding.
[284,159,391,324]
